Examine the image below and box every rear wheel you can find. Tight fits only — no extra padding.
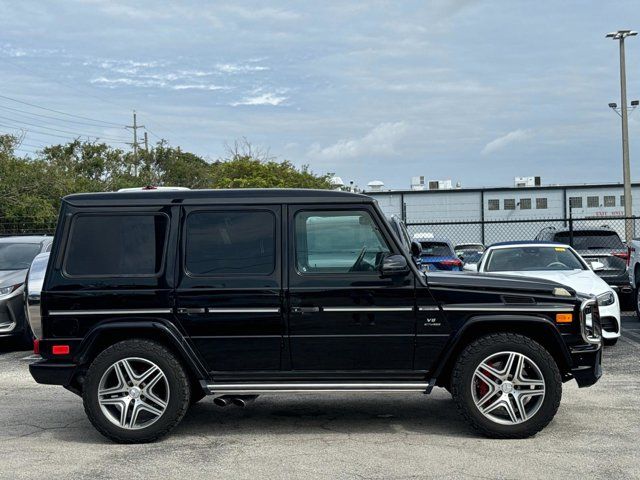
[604,338,618,346]
[451,333,562,439]
[83,339,191,443]
[635,282,640,319]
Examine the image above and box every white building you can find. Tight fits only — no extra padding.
[367,182,640,244]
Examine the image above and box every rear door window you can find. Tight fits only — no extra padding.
[185,211,276,276]
[64,214,168,277]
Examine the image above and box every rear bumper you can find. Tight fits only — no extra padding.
[29,360,76,386]
[570,345,602,388]
[599,272,632,294]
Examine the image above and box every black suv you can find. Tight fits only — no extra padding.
[28,189,602,443]
[535,226,631,296]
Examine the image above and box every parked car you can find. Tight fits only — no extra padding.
[455,243,485,266]
[535,226,631,298]
[29,189,602,443]
[412,233,462,271]
[0,236,52,347]
[624,238,640,319]
[468,241,620,346]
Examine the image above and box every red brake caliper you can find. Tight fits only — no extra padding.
[477,362,493,398]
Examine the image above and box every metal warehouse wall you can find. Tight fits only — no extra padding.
[368,183,640,244]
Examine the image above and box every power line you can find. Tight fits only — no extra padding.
[0,57,177,142]
[0,103,128,130]
[0,93,124,128]
[0,114,130,142]
[0,122,128,143]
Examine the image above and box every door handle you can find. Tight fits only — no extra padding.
[177,307,206,315]
[291,306,320,314]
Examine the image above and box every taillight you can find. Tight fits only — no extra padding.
[625,247,634,267]
[441,259,463,267]
[33,339,40,355]
[614,251,630,266]
[52,345,70,355]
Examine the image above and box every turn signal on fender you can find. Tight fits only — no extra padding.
[555,313,573,323]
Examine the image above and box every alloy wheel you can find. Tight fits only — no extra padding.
[97,357,170,430]
[471,351,545,425]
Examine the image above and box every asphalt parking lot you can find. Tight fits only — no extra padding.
[1,316,639,480]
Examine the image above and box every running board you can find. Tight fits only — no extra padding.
[203,382,432,394]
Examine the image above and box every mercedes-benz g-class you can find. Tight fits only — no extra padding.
[27,189,602,443]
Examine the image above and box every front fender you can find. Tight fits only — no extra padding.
[431,314,573,385]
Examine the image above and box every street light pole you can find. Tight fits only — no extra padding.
[606,30,637,241]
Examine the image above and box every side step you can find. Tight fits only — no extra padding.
[204,382,432,394]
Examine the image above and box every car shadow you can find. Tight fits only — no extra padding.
[52,392,475,444]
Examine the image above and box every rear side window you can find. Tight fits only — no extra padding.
[64,214,168,277]
[185,211,275,276]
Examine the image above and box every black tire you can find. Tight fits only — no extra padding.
[83,339,191,443]
[635,283,640,320]
[604,338,618,346]
[451,333,562,439]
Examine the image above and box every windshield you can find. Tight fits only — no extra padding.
[419,242,453,257]
[554,231,624,250]
[0,243,42,271]
[484,246,586,272]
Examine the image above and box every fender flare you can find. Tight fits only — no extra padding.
[430,314,573,381]
[75,318,208,379]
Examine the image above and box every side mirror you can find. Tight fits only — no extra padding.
[590,261,605,272]
[410,241,422,258]
[380,254,410,277]
[463,263,478,272]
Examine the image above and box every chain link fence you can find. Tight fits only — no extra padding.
[0,220,57,237]
[405,216,640,247]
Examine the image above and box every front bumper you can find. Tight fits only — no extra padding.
[570,345,602,387]
[0,286,28,338]
[599,295,621,339]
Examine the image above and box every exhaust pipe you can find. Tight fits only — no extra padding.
[213,395,232,407]
[231,395,258,407]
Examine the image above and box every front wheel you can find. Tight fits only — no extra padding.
[83,339,191,443]
[451,333,562,439]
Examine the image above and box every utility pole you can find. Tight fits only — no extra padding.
[125,110,145,177]
[606,30,637,241]
[144,131,149,152]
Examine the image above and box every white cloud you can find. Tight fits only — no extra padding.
[172,84,227,91]
[221,6,301,22]
[216,63,269,74]
[481,129,533,156]
[231,92,288,106]
[307,122,409,161]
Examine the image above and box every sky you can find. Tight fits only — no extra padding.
[0,0,639,190]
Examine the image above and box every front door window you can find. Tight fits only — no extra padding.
[295,211,390,274]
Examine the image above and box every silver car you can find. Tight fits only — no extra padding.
[0,236,52,347]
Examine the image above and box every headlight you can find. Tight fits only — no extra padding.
[0,284,21,296]
[597,291,615,306]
